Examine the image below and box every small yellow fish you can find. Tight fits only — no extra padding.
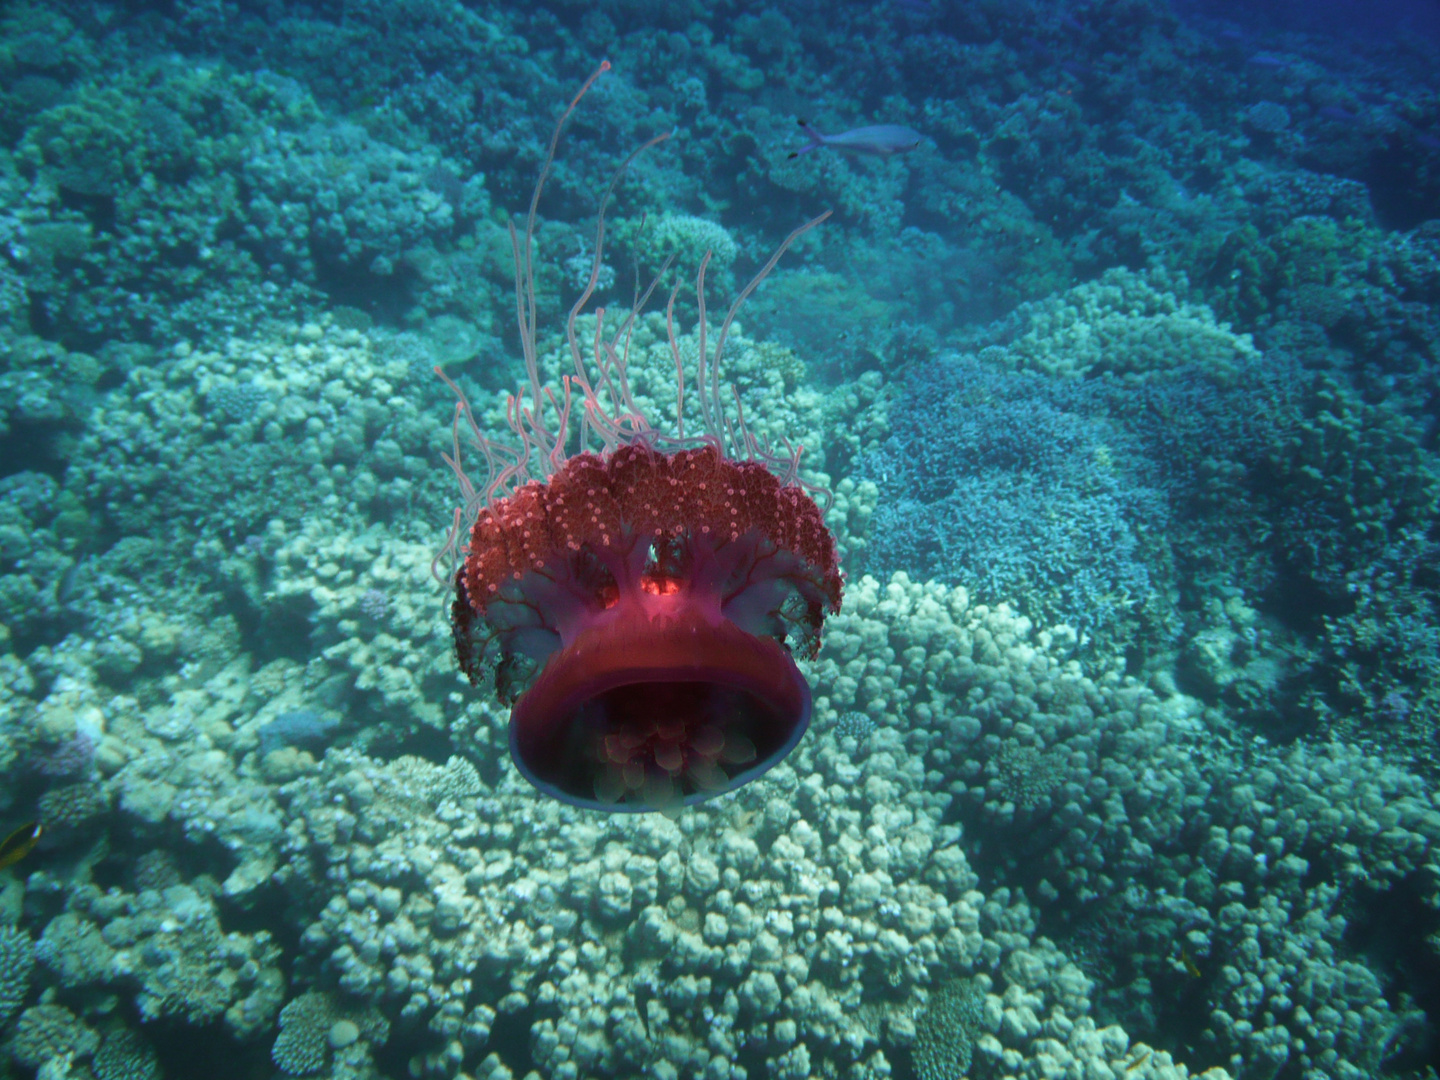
[0,822,41,870]
[1181,944,1201,979]
[1126,1048,1152,1073]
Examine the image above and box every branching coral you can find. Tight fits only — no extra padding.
[913,976,985,1080]
[0,925,33,1029]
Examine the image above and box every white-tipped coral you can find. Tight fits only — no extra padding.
[266,571,1250,1080]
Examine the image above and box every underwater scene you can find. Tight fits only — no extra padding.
[4,0,1440,1078]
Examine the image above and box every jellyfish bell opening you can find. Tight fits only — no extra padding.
[508,601,811,814]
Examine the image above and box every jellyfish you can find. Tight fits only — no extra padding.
[439,62,842,813]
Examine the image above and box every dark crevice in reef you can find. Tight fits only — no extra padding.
[1364,137,1440,232]
[0,417,72,481]
[358,722,459,768]
[313,259,421,325]
[57,185,118,233]
[376,1000,537,1080]
[150,1017,268,1080]
[1344,872,1440,1073]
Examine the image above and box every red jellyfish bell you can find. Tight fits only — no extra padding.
[437,63,842,813]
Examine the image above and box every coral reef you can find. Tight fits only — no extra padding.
[92,1029,162,1080]
[862,351,1173,663]
[6,1003,98,1072]
[259,710,344,760]
[0,926,32,1029]
[976,268,1260,382]
[272,989,389,1077]
[34,880,284,1036]
[0,1,1438,1078]
[822,576,1439,1079]
[912,976,985,1080]
[272,631,1221,1080]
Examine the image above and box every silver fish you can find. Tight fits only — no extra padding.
[788,120,924,159]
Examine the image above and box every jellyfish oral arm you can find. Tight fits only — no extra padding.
[482,523,823,659]
[507,587,812,812]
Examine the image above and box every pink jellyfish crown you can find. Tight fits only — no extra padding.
[438,61,841,814]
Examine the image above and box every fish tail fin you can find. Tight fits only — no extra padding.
[788,118,823,159]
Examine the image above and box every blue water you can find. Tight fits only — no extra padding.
[1,1,1438,1078]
